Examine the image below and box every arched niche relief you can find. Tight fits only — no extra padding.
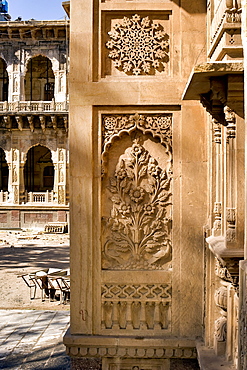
[101,113,173,271]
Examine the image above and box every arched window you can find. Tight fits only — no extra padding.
[0,148,8,191]
[0,58,8,101]
[25,56,55,101]
[24,145,54,192]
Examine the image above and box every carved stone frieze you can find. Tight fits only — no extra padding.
[66,345,197,359]
[102,139,172,270]
[102,113,172,156]
[106,14,169,75]
[102,283,171,301]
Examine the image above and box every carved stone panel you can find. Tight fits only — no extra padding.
[101,283,171,331]
[106,14,169,76]
[102,114,172,271]
[102,140,172,270]
[102,13,171,77]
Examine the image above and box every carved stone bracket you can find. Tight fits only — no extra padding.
[206,235,243,286]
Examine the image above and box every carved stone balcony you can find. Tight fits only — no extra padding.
[0,190,8,203]
[210,0,242,60]
[0,100,68,113]
[25,191,55,204]
[0,100,68,132]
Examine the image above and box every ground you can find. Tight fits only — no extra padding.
[0,229,70,310]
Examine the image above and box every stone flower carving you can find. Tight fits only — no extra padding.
[102,139,172,270]
[106,14,169,75]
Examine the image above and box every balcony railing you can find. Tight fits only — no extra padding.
[26,191,54,204]
[0,100,68,113]
[0,190,8,203]
[211,0,242,43]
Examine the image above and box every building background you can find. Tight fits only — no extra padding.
[0,6,69,229]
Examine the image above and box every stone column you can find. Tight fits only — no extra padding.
[224,106,237,246]
[52,148,67,205]
[57,148,67,204]
[212,119,223,236]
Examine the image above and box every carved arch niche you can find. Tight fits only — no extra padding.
[101,113,173,271]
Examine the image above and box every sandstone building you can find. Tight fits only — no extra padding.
[64,0,247,369]
[0,2,69,229]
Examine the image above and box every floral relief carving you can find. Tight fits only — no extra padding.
[102,139,172,270]
[102,113,172,157]
[106,14,169,75]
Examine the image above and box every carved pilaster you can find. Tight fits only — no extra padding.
[224,106,236,139]
[213,119,222,144]
[226,208,236,243]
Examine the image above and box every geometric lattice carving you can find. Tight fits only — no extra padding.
[102,283,171,301]
[106,14,169,75]
[102,139,172,270]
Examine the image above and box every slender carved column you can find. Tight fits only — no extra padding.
[212,119,223,236]
[224,106,237,245]
[58,148,67,204]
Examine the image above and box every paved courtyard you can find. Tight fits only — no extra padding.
[0,309,70,369]
[0,230,70,369]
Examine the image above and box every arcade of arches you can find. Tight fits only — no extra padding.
[0,18,69,229]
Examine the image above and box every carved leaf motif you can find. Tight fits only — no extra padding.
[102,140,172,270]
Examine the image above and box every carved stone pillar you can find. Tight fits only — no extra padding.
[53,148,67,205]
[212,119,223,236]
[224,106,237,246]
[9,148,23,204]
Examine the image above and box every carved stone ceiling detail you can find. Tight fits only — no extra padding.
[106,14,169,75]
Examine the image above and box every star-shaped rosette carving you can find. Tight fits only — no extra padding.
[106,14,169,75]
